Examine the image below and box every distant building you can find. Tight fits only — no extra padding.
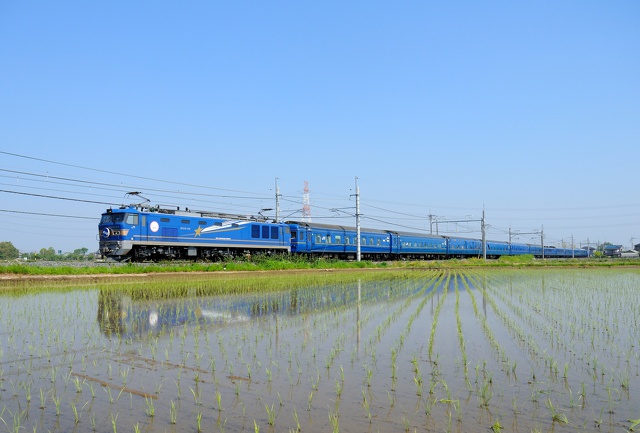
[621,250,640,258]
[634,243,640,253]
[604,245,623,257]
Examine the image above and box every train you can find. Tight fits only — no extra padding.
[98,203,589,262]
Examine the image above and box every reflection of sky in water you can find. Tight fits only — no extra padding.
[0,290,102,362]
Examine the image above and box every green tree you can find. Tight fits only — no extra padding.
[0,241,20,260]
[38,247,57,260]
[67,247,90,260]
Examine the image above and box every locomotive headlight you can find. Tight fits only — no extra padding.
[120,229,129,236]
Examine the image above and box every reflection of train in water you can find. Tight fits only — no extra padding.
[98,290,251,338]
[99,203,589,262]
[97,277,431,338]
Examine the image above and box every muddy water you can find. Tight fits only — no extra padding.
[0,269,638,432]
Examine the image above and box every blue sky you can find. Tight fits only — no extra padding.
[1,1,638,253]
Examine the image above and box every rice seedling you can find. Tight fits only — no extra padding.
[545,398,568,424]
[265,404,277,425]
[329,412,340,433]
[490,418,502,432]
[215,389,223,410]
[196,411,203,432]
[110,413,118,433]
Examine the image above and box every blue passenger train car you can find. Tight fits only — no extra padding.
[287,221,392,259]
[446,236,483,258]
[393,231,448,259]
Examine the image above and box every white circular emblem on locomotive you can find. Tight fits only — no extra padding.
[149,221,159,233]
[101,228,111,238]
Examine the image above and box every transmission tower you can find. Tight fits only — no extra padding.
[302,181,311,222]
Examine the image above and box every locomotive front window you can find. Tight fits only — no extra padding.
[101,213,126,224]
[125,214,139,225]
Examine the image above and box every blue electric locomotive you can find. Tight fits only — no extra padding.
[99,205,290,261]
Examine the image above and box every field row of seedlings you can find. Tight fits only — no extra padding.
[474,269,640,431]
[0,268,639,432]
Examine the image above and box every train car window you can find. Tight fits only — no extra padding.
[215,222,222,226]
[252,225,260,238]
[199,221,207,225]
[327,235,332,244]
[181,220,190,224]
[335,235,342,243]
[315,234,322,243]
[300,232,305,241]
[369,237,373,245]
[291,231,297,240]
[362,238,367,245]
[161,218,170,222]
[125,214,139,225]
[345,237,350,245]
[271,227,278,239]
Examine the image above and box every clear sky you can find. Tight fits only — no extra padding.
[1,1,638,254]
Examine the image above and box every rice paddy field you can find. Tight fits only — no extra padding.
[0,268,639,433]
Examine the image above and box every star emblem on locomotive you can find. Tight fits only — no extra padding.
[194,226,203,237]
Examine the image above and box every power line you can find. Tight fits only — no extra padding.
[0,209,97,220]
[0,189,117,206]
[0,150,276,197]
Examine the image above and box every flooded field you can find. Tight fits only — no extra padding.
[0,269,639,433]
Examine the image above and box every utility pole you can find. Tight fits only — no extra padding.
[275,177,281,222]
[541,225,545,260]
[481,208,486,260]
[355,177,361,262]
[571,234,574,259]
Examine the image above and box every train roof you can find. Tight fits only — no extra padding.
[386,230,446,239]
[285,221,389,235]
[106,205,273,222]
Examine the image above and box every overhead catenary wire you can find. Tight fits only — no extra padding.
[1,149,635,248]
